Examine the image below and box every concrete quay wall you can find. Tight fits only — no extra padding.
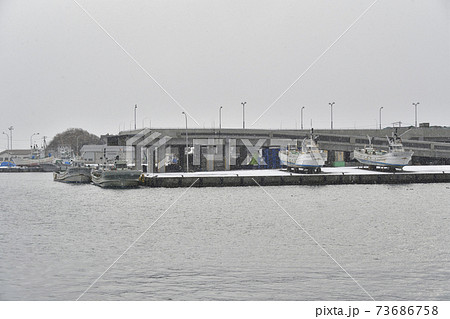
[0,167,44,173]
[142,172,450,188]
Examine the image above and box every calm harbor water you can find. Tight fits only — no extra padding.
[0,172,449,300]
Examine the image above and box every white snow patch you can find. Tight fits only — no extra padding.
[144,165,450,178]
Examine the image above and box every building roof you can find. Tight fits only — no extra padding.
[80,144,127,152]
[0,149,34,156]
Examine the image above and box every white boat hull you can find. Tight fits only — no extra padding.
[279,151,288,166]
[354,150,413,167]
[14,156,55,167]
[279,150,325,168]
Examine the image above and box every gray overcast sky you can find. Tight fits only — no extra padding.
[1,0,449,149]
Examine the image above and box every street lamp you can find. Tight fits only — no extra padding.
[241,102,247,129]
[219,106,223,130]
[2,132,9,150]
[329,102,335,130]
[379,107,383,130]
[134,104,138,130]
[412,102,419,127]
[30,133,39,149]
[301,106,305,130]
[8,126,14,150]
[182,112,189,172]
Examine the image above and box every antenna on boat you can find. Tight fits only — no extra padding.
[310,127,319,142]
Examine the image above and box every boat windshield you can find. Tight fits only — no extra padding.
[302,143,318,152]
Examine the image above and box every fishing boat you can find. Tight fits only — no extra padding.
[53,160,91,183]
[279,131,326,173]
[353,132,413,170]
[91,160,142,188]
[13,154,55,167]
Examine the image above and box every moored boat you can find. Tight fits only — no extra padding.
[91,160,142,188]
[53,160,91,183]
[353,132,413,170]
[13,155,55,167]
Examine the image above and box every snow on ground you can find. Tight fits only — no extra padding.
[144,165,450,178]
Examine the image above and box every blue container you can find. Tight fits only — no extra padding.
[259,148,280,169]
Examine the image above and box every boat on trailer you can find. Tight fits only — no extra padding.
[279,131,326,173]
[353,132,413,170]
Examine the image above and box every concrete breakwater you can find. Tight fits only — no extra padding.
[141,166,450,188]
[0,167,44,173]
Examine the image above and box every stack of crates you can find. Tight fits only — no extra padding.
[332,151,345,167]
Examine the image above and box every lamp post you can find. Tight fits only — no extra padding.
[329,102,335,130]
[134,104,137,130]
[412,102,419,127]
[241,102,246,129]
[219,106,223,130]
[8,126,14,149]
[30,133,39,149]
[30,132,39,158]
[301,106,305,130]
[379,107,383,130]
[182,112,189,172]
[2,132,9,150]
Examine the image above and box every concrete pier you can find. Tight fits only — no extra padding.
[140,166,450,188]
[0,166,44,173]
[111,127,450,173]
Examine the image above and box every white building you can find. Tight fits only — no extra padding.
[0,149,35,163]
[80,145,133,164]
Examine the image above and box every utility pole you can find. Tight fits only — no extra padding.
[301,106,305,130]
[379,107,383,130]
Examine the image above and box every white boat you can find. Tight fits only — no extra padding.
[53,160,91,183]
[13,155,55,167]
[279,132,326,173]
[353,133,413,169]
[91,160,142,188]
